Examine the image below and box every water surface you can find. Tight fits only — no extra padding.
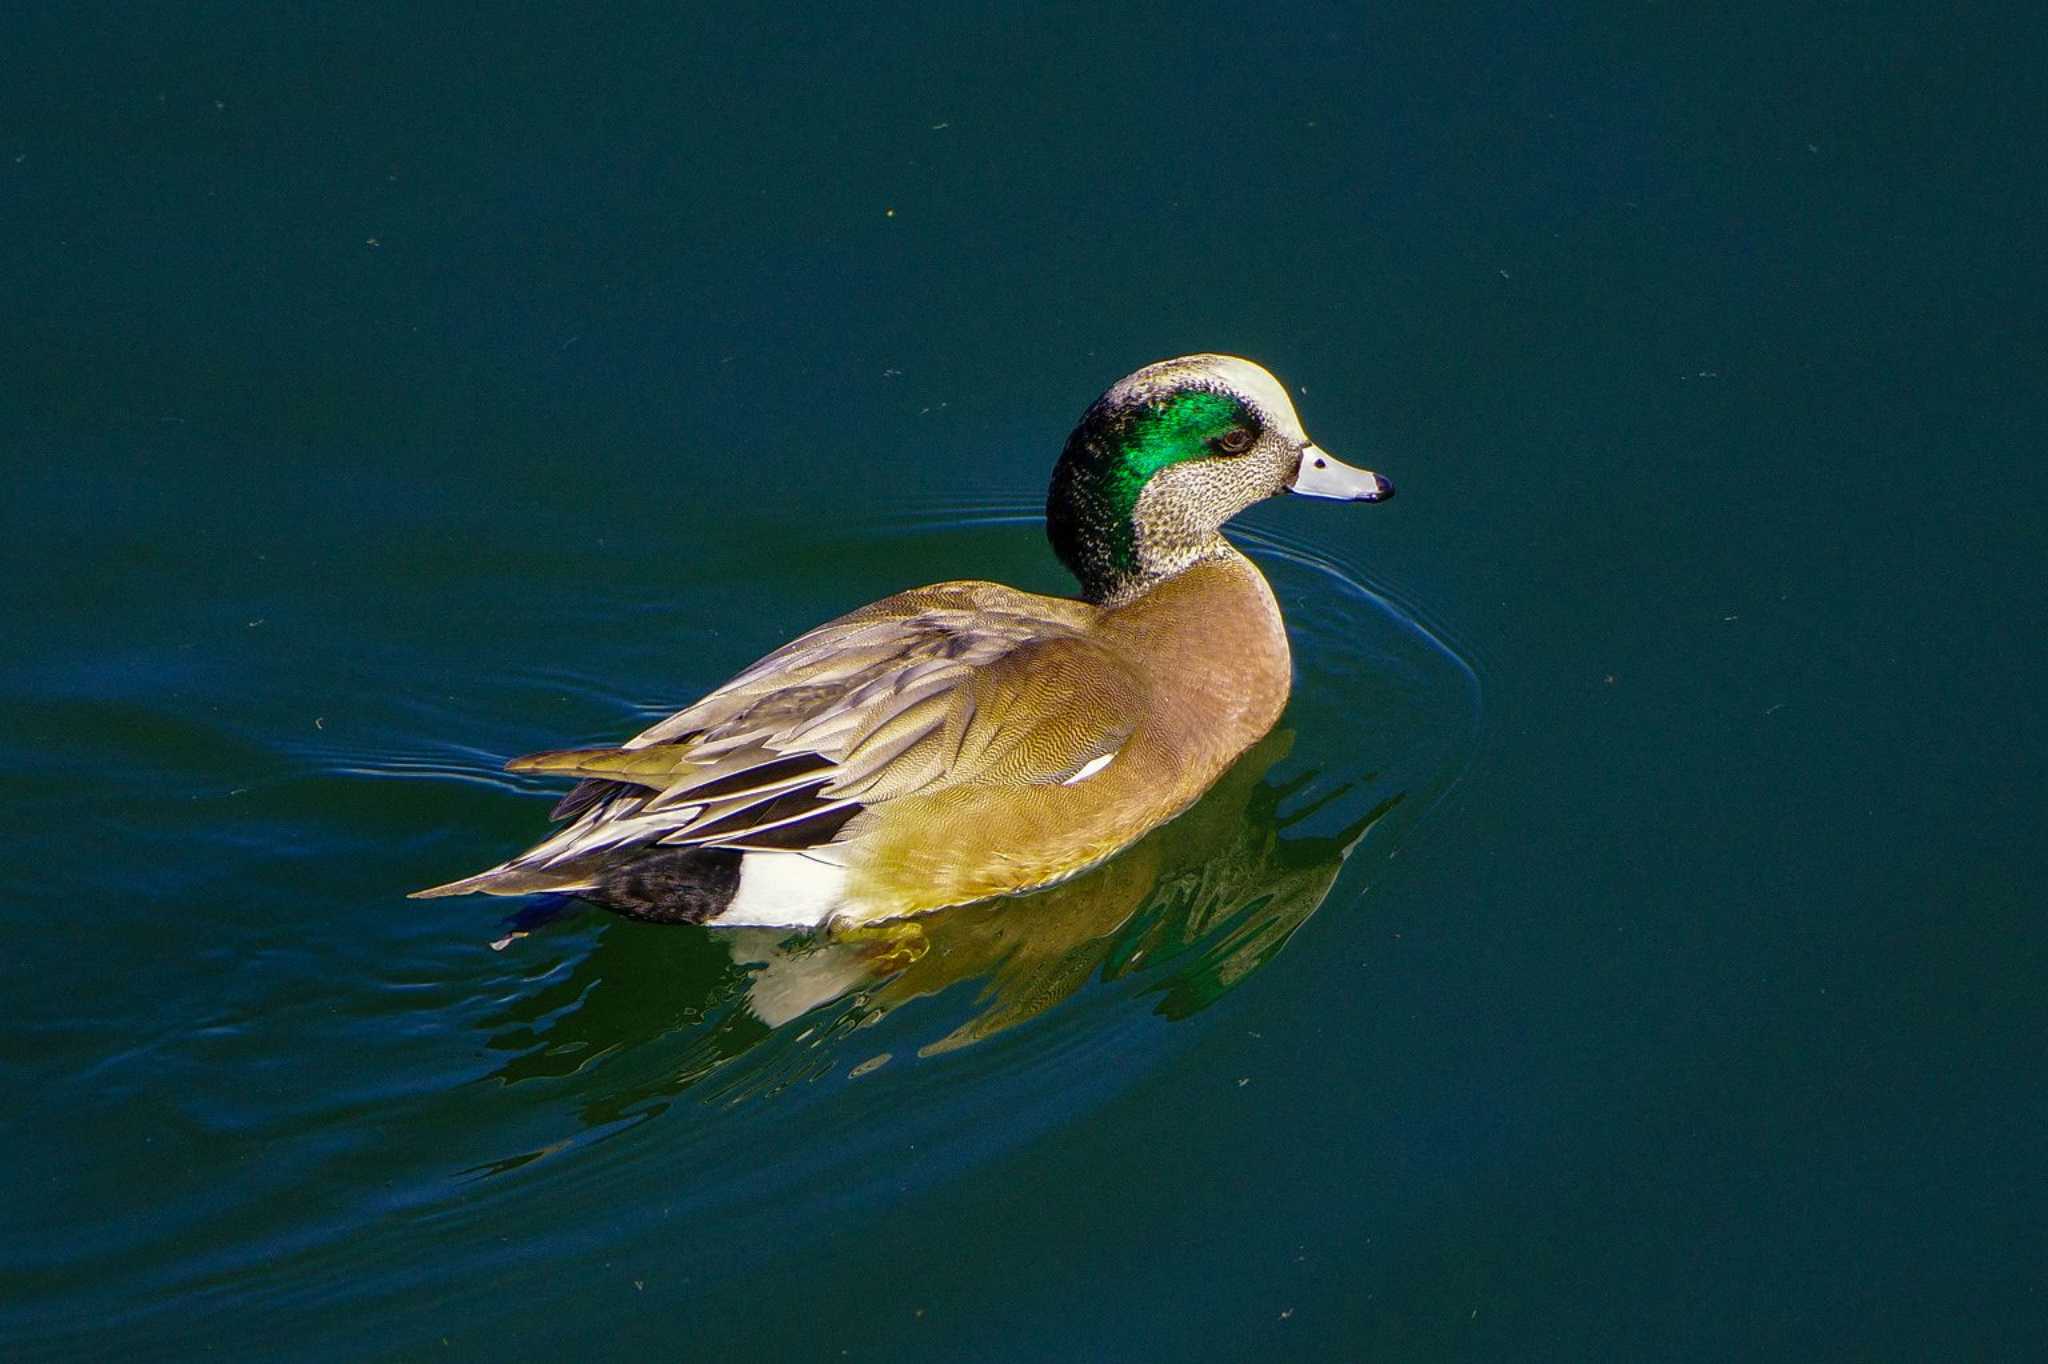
[5,2,2041,1358]
[3,495,1478,1355]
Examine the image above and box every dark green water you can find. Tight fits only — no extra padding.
[6,4,2043,1359]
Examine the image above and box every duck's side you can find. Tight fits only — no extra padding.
[412,551,1289,929]
[836,545,1290,922]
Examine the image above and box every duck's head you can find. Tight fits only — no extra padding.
[1047,354,1392,603]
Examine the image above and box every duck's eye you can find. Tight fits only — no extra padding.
[1215,427,1256,454]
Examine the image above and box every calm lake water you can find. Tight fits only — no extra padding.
[5,4,2042,1360]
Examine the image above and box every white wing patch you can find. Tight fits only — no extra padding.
[1059,750,1118,786]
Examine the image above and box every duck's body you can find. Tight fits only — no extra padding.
[826,548,1291,922]
[413,355,1392,928]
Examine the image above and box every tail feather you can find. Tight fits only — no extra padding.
[408,863,596,899]
[409,844,747,925]
[504,746,674,785]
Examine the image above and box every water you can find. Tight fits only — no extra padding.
[5,4,2043,1359]
[3,481,1476,1356]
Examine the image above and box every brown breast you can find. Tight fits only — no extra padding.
[843,546,1292,919]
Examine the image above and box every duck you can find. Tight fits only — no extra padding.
[411,354,1394,928]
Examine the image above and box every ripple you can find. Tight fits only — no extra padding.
[420,511,1483,1218]
[3,505,1483,1354]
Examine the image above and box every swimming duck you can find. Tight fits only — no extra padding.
[412,354,1393,928]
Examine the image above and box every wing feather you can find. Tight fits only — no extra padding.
[494,582,1130,871]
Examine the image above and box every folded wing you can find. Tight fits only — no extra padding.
[491,582,1140,873]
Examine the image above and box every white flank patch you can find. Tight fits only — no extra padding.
[1059,750,1117,785]
[714,852,849,928]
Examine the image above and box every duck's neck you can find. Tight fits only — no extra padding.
[1091,532,1235,607]
[1049,464,1238,604]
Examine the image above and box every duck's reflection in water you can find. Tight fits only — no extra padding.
[480,729,1397,1115]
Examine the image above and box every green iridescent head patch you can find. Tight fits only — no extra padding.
[1047,385,1257,597]
[1098,390,1242,534]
